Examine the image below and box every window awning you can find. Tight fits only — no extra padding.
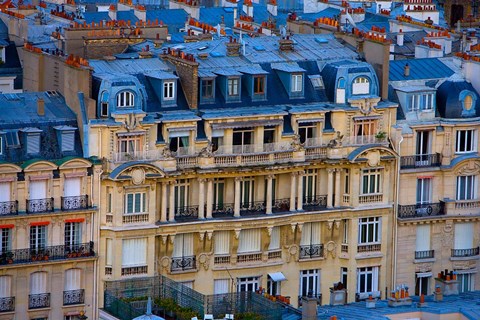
[416,272,432,278]
[268,272,286,282]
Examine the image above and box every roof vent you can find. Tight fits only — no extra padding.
[37,98,45,116]
[404,63,410,77]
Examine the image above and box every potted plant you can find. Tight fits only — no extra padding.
[375,131,387,140]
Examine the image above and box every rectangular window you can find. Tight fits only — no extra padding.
[172,233,193,258]
[303,169,317,201]
[0,136,3,155]
[341,267,348,289]
[456,175,476,200]
[354,119,376,140]
[65,222,82,249]
[232,128,254,152]
[237,276,259,292]
[268,227,280,251]
[342,220,348,244]
[125,192,147,214]
[30,225,47,251]
[64,177,81,197]
[456,130,476,153]
[214,279,230,294]
[358,217,381,244]
[163,81,175,100]
[122,238,147,266]
[415,273,430,295]
[267,276,281,296]
[0,182,11,202]
[298,123,316,144]
[299,269,320,298]
[361,169,382,195]
[454,223,473,250]
[228,78,239,96]
[61,131,75,152]
[106,238,113,266]
[213,178,224,209]
[416,178,432,204]
[410,94,420,111]
[237,228,261,253]
[118,134,143,154]
[300,222,321,246]
[0,228,11,254]
[344,169,350,194]
[107,188,112,213]
[29,180,47,200]
[169,135,189,153]
[240,177,255,208]
[291,74,303,92]
[27,133,41,154]
[174,179,189,211]
[101,102,109,117]
[356,266,379,294]
[201,79,214,99]
[416,130,431,155]
[415,224,430,252]
[253,76,265,94]
[263,126,275,144]
[457,272,475,293]
[214,231,230,255]
[422,93,434,110]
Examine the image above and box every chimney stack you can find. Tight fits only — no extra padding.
[397,29,404,46]
[279,36,294,52]
[226,36,241,56]
[37,98,45,116]
[404,63,410,77]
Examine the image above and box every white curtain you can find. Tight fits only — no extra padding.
[268,227,280,250]
[0,276,11,298]
[30,272,47,294]
[214,231,230,255]
[122,238,147,266]
[106,238,113,266]
[454,223,474,249]
[238,229,261,253]
[415,224,430,251]
[29,180,47,199]
[372,267,379,292]
[214,279,230,294]
[64,269,81,291]
[64,177,81,197]
[300,222,321,246]
[173,234,194,257]
[0,183,10,202]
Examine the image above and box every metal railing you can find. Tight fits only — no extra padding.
[303,195,327,211]
[26,198,54,214]
[415,250,434,259]
[61,195,89,210]
[357,243,381,253]
[211,203,234,218]
[398,202,445,218]
[213,255,230,265]
[0,297,14,312]
[237,252,262,263]
[400,153,441,169]
[63,289,85,305]
[113,150,161,163]
[272,198,291,213]
[174,205,199,221]
[343,135,388,146]
[341,244,349,253]
[171,256,196,272]
[0,242,95,265]
[121,266,148,276]
[29,293,50,309]
[240,201,266,216]
[268,250,282,260]
[299,244,324,259]
[451,247,480,258]
[0,201,17,216]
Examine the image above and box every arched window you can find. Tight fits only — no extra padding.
[100,91,109,116]
[464,94,473,111]
[337,77,346,89]
[116,91,135,108]
[352,77,370,95]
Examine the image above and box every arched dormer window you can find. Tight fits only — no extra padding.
[464,94,473,111]
[460,90,477,117]
[337,77,346,89]
[336,77,346,104]
[352,76,370,95]
[116,91,135,108]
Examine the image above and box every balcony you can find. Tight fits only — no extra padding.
[343,135,388,146]
[0,297,14,312]
[113,150,162,163]
[26,198,54,214]
[29,293,50,309]
[299,244,324,259]
[211,203,234,218]
[267,250,282,260]
[237,252,262,263]
[398,202,445,219]
[171,256,196,272]
[61,195,89,210]
[0,242,95,266]
[415,250,434,259]
[357,244,381,253]
[174,206,199,221]
[0,201,17,216]
[454,199,480,210]
[303,195,327,212]
[63,289,85,306]
[121,266,148,276]
[272,198,291,213]
[400,153,441,169]
[213,255,230,265]
[123,213,149,224]
[359,194,383,204]
[213,142,294,166]
[451,247,480,258]
[240,201,266,216]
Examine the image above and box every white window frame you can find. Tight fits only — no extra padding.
[455,130,476,153]
[352,76,370,95]
[163,81,175,100]
[342,219,348,245]
[0,136,3,155]
[416,178,432,204]
[457,271,475,293]
[361,169,382,195]
[116,91,135,108]
[125,192,147,214]
[237,276,260,292]
[356,266,379,295]
[422,93,434,111]
[30,225,47,251]
[118,134,143,154]
[64,222,82,248]
[61,131,75,152]
[302,169,317,201]
[298,123,317,144]
[456,175,477,201]
[0,228,11,254]
[227,77,240,96]
[299,269,320,297]
[213,178,224,209]
[291,74,303,92]
[358,217,381,244]
[415,273,430,296]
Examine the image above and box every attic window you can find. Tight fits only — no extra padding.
[464,94,473,111]
[352,77,370,95]
[100,91,109,117]
[46,91,58,97]
[0,136,3,155]
[309,75,324,89]
[117,91,135,108]
[55,126,77,152]
[163,81,175,100]
[291,74,303,92]
[5,130,19,147]
[24,131,41,154]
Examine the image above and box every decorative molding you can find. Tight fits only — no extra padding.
[325,241,336,259]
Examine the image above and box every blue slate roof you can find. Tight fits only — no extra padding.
[146,9,188,34]
[436,80,480,118]
[389,58,455,81]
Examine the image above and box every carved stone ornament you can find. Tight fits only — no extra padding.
[325,241,337,259]
[267,226,273,237]
[207,231,213,241]
[199,232,205,241]
[415,263,433,273]
[290,134,304,151]
[198,253,210,270]
[327,131,344,148]
[327,220,334,230]
[453,261,476,270]
[286,244,298,263]
[161,235,168,244]
[160,256,171,272]
[124,114,139,131]
[335,220,340,229]
[455,161,480,176]
[234,229,241,239]
[199,140,214,158]
[130,168,145,185]
[366,150,381,167]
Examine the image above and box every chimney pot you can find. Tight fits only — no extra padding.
[404,63,410,77]
[37,98,45,116]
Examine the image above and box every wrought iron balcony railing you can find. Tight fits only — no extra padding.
[398,202,445,218]
[29,293,50,309]
[0,297,14,312]
[211,203,234,218]
[0,201,17,216]
[299,244,324,259]
[174,205,199,221]
[400,153,441,169]
[63,289,85,306]
[171,255,196,272]
[415,250,434,259]
[357,243,381,253]
[451,247,480,258]
[240,201,266,216]
[303,195,327,211]
[0,242,95,265]
[61,195,89,210]
[272,198,291,213]
[26,198,54,214]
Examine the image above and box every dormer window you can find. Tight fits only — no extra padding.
[291,74,303,92]
[21,128,42,154]
[54,126,76,152]
[336,78,346,104]
[201,79,214,99]
[464,94,473,111]
[409,93,434,112]
[163,81,175,100]
[253,76,265,95]
[352,77,370,95]
[100,91,109,117]
[228,78,240,96]
[117,91,134,108]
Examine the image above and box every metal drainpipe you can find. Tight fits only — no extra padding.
[391,133,403,289]
[93,167,103,320]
